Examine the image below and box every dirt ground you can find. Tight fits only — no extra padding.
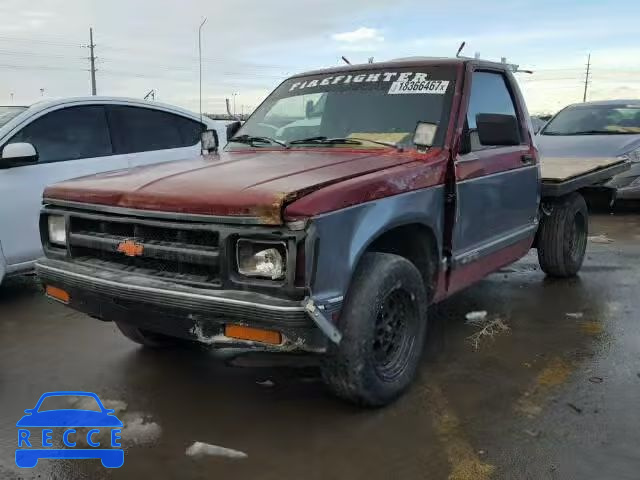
[1,212,639,480]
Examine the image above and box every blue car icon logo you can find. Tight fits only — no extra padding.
[16,391,124,468]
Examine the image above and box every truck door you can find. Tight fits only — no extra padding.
[448,69,539,293]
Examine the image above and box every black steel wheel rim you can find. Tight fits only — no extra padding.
[372,288,418,381]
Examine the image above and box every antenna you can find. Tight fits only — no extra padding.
[583,53,591,102]
[456,41,466,58]
[341,56,351,65]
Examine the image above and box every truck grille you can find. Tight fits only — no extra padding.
[67,215,222,287]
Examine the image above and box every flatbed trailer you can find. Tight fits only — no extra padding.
[540,157,630,197]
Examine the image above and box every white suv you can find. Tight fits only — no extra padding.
[0,97,228,285]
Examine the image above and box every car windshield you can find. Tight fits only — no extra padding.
[0,106,27,128]
[542,104,640,135]
[228,66,456,150]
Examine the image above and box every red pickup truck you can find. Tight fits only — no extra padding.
[36,57,627,406]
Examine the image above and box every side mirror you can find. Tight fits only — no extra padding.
[200,129,219,154]
[476,114,520,146]
[413,122,438,149]
[226,121,242,141]
[1,142,38,168]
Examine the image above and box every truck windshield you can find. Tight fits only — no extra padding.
[0,106,27,128]
[542,104,640,135]
[229,66,456,150]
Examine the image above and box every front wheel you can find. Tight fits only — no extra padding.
[321,252,428,407]
[537,192,588,277]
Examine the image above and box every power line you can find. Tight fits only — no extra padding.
[0,34,82,48]
[0,49,85,61]
[95,56,286,79]
[0,62,86,72]
[99,44,287,70]
[97,55,288,75]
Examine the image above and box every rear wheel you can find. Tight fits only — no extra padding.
[537,192,588,277]
[321,252,428,407]
[115,321,187,348]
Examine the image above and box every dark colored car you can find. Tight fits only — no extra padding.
[35,57,626,406]
[537,100,640,200]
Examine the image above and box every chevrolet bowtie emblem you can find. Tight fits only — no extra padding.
[116,239,144,257]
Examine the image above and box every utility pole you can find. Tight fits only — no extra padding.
[583,53,591,103]
[198,18,207,123]
[89,27,97,95]
[232,92,238,116]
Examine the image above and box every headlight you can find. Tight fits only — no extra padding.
[48,215,66,246]
[236,240,286,280]
[622,147,640,163]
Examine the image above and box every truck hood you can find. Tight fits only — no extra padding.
[44,149,415,224]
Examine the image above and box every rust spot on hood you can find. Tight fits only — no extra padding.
[253,191,295,225]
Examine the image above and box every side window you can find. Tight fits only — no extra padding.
[174,116,205,146]
[8,106,112,163]
[107,106,197,154]
[466,71,520,150]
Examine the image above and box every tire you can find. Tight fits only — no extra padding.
[321,252,429,407]
[537,192,588,277]
[115,321,185,348]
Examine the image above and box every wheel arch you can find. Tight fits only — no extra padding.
[307,186,445,307]
[356,221,441,302]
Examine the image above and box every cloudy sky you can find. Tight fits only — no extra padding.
[1,0,639,115]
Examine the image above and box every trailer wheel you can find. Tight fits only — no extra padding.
[537,192,588,277]
[115,321,186,348]
[321,252,428,407]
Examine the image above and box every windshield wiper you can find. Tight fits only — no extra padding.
[229,134,288,148]
[288,136,402,150]
[568,130,628,135]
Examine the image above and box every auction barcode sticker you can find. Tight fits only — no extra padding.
[388,80,450,94]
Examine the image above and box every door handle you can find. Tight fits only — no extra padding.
[521,154,535,165]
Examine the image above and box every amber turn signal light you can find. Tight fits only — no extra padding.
[224,324,282,345]
[45,285,70,304]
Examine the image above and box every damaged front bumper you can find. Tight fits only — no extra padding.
[36,258,339,353]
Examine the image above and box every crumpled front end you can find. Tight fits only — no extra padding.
[36,201,341,353]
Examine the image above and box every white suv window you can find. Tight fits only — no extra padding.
[107,106,204,154]
[8,106,112,163]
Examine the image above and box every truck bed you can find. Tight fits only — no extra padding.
[540,156,630,197]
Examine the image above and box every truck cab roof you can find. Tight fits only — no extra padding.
[291,57,514,79]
